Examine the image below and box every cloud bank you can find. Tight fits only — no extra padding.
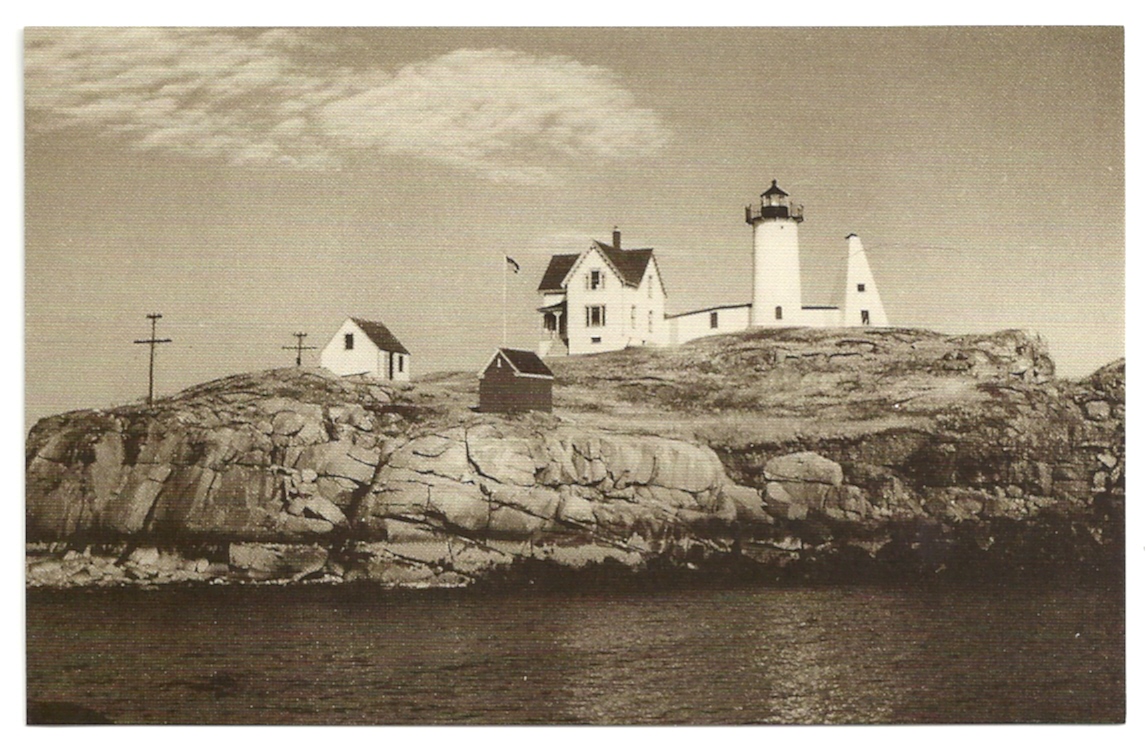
[25,28,669,183]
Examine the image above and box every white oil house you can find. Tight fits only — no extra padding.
[320,317,411,381]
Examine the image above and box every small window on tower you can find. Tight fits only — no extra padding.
[861,310,871,325]
[710,311,719,329]
[775,306,783,320]
[857,283,866,293]
[344,333,354,350]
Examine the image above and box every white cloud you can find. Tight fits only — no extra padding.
[25,29,669,183]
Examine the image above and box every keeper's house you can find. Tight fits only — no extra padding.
[479,348,554,413]
[320,317,411,381]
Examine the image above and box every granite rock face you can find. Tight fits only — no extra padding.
[25,332,1124,588]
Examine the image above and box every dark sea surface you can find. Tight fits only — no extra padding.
[26,579,1124,724]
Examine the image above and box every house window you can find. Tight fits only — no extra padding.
[586,305,606,327]
[861,310,871,325]
[775,306,783,320]
[857,283,866,292]
[397,355,404,373]
[587,269,604,290]
[344,333,354,350]
[710,311,719,329]
[591,336,602,344]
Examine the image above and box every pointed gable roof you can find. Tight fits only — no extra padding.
[482,348,554,378]
[499,348,554,377]
[592,241,655,287]
[349,317,410,355]
[540,238,656,293]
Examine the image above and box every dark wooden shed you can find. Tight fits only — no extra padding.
[479,348,555,413]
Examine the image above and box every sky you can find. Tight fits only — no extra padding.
[22,26,1124,426]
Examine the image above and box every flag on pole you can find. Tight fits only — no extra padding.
[505,256,520,274]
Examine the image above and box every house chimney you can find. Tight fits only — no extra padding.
[612,227,621,249]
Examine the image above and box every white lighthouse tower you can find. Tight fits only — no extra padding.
[746,180,804,326]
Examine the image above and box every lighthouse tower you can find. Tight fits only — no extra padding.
[843,233,888,327]
[746,180,804,326]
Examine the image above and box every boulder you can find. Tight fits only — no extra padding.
[763,483,809,521]
[228,543,328,580]
[764,452,844,486]
[1084,400,1111,421]
[288,494,348,526]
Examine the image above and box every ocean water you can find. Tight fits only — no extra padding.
[26,580,1124,724]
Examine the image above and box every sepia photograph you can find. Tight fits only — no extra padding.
[22,24,1124,725]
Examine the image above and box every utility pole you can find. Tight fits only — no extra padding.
[282,332,317,367]
[133,313,172,406]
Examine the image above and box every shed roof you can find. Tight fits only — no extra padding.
[487,348,554,378]
[349,317,410,355]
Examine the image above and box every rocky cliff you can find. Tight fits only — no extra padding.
[26,328,1123,588]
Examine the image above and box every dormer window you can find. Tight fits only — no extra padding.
[587,270,604,290]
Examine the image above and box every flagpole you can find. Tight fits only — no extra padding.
[502,255,507,347]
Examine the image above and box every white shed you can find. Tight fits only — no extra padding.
[320,317,411,381]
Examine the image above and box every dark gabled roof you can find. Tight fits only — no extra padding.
[538,239,656,291]
[762,179,788,198]
[494,348,554,378]
[593,241,654,287]
[538,253,579,292]
[349,317,410,355]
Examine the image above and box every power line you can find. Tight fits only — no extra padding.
[132,313,172,406]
